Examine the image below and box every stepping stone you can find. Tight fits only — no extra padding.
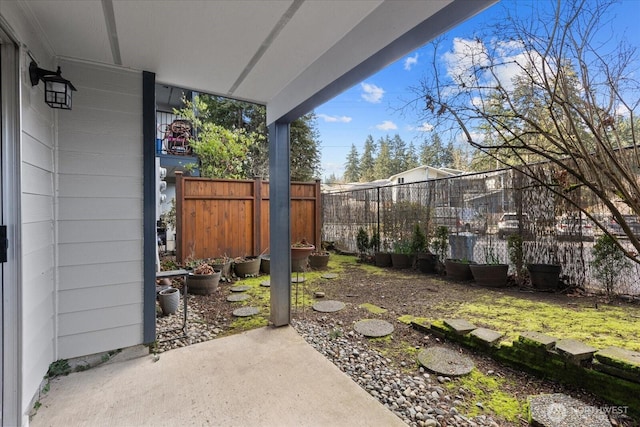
[519,331,557,350]
[230,285,250,292]
[232,306,259,317]
[226,294,250,302]
[314,291,325,298]
[555,339,597,365]
[443,318,476,335]
[322,273,338,279]
[353,319,394,338]
[528,393,611,427]
[417,346,474,376]
[312,300,345,313]
[291,276,306,283]
[470,327,504,346]
[260,281,270,287]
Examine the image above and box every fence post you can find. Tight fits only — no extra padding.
[254,178,262,256]
[175,171,184,264]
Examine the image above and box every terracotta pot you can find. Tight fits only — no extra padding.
[375,252,392,267]
[527,263,561,291]
[158,287,180,315]
[291,245,315,260]
[187,270,222,295]
[234,257,261,278]
[470,264,509,287]
[445,259,475,281]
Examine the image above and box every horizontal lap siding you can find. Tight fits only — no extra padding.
[21,57,56,416]
[56,60,143,359]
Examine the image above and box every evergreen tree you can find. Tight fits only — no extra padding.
[343,144,361,182]
[441,141,455,168]
[389,134,407,174]
[359,135,377,182]
[406,142,419,170]
[374,138,393,179]
[289,112,322,181]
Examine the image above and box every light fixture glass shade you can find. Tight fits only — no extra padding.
[44,79,73,110]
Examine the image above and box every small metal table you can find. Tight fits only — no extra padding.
[156,269,189,342]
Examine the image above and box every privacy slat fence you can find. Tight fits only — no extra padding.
[175,171,321,263]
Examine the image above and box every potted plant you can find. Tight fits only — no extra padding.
[234,256,261,278]
[445,257,475,281]
[411,223,436,273]
[309,250,330,270]
[469,240,508,287]
[291,239,315,272]
[372,230,392,267]
[158,287,180,315]
[430,226,449,274]
[391,239,413,269]
[210,256,232,279]
[187,261,222,295]
[526,244,561,291]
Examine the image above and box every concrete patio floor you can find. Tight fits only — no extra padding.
[31,326,405,427]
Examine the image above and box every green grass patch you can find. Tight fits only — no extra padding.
[435,295,640,351]
[448,369,526,422]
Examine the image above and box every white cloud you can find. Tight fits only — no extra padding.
[404,53,419,71]
[317,113,352,123]
[416,122,434,132]
[361,82,385,103]
[376,120,398,131]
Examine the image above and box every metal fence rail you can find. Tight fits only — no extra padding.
[322,168,640,295]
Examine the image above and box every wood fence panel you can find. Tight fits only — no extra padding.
[175,173,320,263]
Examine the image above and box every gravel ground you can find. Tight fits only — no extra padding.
[291,317,501,427]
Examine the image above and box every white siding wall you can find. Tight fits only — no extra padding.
[1,0,61,417]
[56,60,144,359]
[20,58,57,418]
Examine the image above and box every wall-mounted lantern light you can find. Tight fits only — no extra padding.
[29,61,77,110]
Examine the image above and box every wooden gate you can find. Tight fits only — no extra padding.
[175,171,321,263]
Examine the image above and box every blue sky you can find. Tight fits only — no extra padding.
[314,0,640,181]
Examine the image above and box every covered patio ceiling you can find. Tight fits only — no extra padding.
[19,0,496,123]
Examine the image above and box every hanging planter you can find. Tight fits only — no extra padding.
[158,287,180,316]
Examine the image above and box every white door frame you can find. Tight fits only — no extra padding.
[1,27,22,427]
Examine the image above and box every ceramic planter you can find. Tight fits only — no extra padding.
[374,252,392,267]
[158,287,180,315]
[470,264,509,287]
[187,270,222,295]
[445,259,475,281]
[234,257,261,278]
[527,263,561,291]
[309,252,330,270]
[291,245,314,273]
[211,259,232,278]
[260,255,270,274]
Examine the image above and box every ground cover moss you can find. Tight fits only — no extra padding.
[434,294,640,351]
[359,303,387,314]
[397,314,429,325]
[448,369,527,423]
